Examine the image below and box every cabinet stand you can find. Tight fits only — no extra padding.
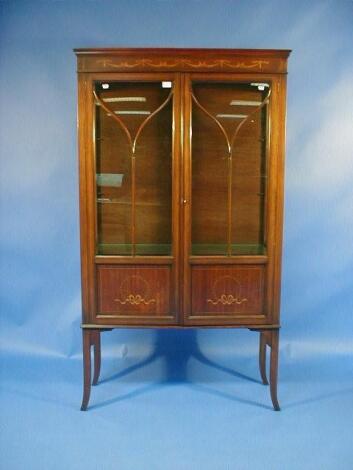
[80,328,280,411]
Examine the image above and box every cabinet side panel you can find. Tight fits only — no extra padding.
[77,74,91,323]
[272,75,288,323]
[263,76,287,325]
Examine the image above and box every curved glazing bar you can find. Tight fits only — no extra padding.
[191,85,271,154]
[230,87,271,149]
[191,92,231,154]
[93,90,133,148]
[132,90,173,154]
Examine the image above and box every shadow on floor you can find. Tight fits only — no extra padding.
[91,329,269,410]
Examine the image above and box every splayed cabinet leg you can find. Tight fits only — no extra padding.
[269,329,280,411]
[259,332,269,385]
[81,330,92,411]
[92,330,101,386]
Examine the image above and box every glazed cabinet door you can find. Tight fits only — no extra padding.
[182,74,281,325]
[81,74,181,325]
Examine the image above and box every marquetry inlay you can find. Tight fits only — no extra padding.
[114,294,156,306]
[207,294,248,306]
[206,275,248,306]
[113,274,157,306]
[96,58,270,71]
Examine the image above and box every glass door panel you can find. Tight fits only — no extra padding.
[94,81,173,256]
[191,81,270,256]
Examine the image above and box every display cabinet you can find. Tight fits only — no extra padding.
[75,48,290,410]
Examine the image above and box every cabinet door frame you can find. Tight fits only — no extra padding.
[181,72,287,326]
[78,72,182,325]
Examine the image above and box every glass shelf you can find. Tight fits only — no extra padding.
[191,244,266,256]
[97,243,172,256]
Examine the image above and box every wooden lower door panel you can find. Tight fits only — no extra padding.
[95,265,176,324]
[187,265,266,324]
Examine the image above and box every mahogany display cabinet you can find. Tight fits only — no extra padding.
[75,48,290,410]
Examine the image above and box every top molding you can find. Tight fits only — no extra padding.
[74,48,291,74]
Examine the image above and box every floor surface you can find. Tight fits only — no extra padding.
[1,335,353,470]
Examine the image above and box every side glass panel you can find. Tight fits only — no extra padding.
[94,81,173,255]
[191,81,270,256]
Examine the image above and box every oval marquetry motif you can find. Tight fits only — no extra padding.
[191,266,264,316]
[96,266,172,317]
[114,274,156,305]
